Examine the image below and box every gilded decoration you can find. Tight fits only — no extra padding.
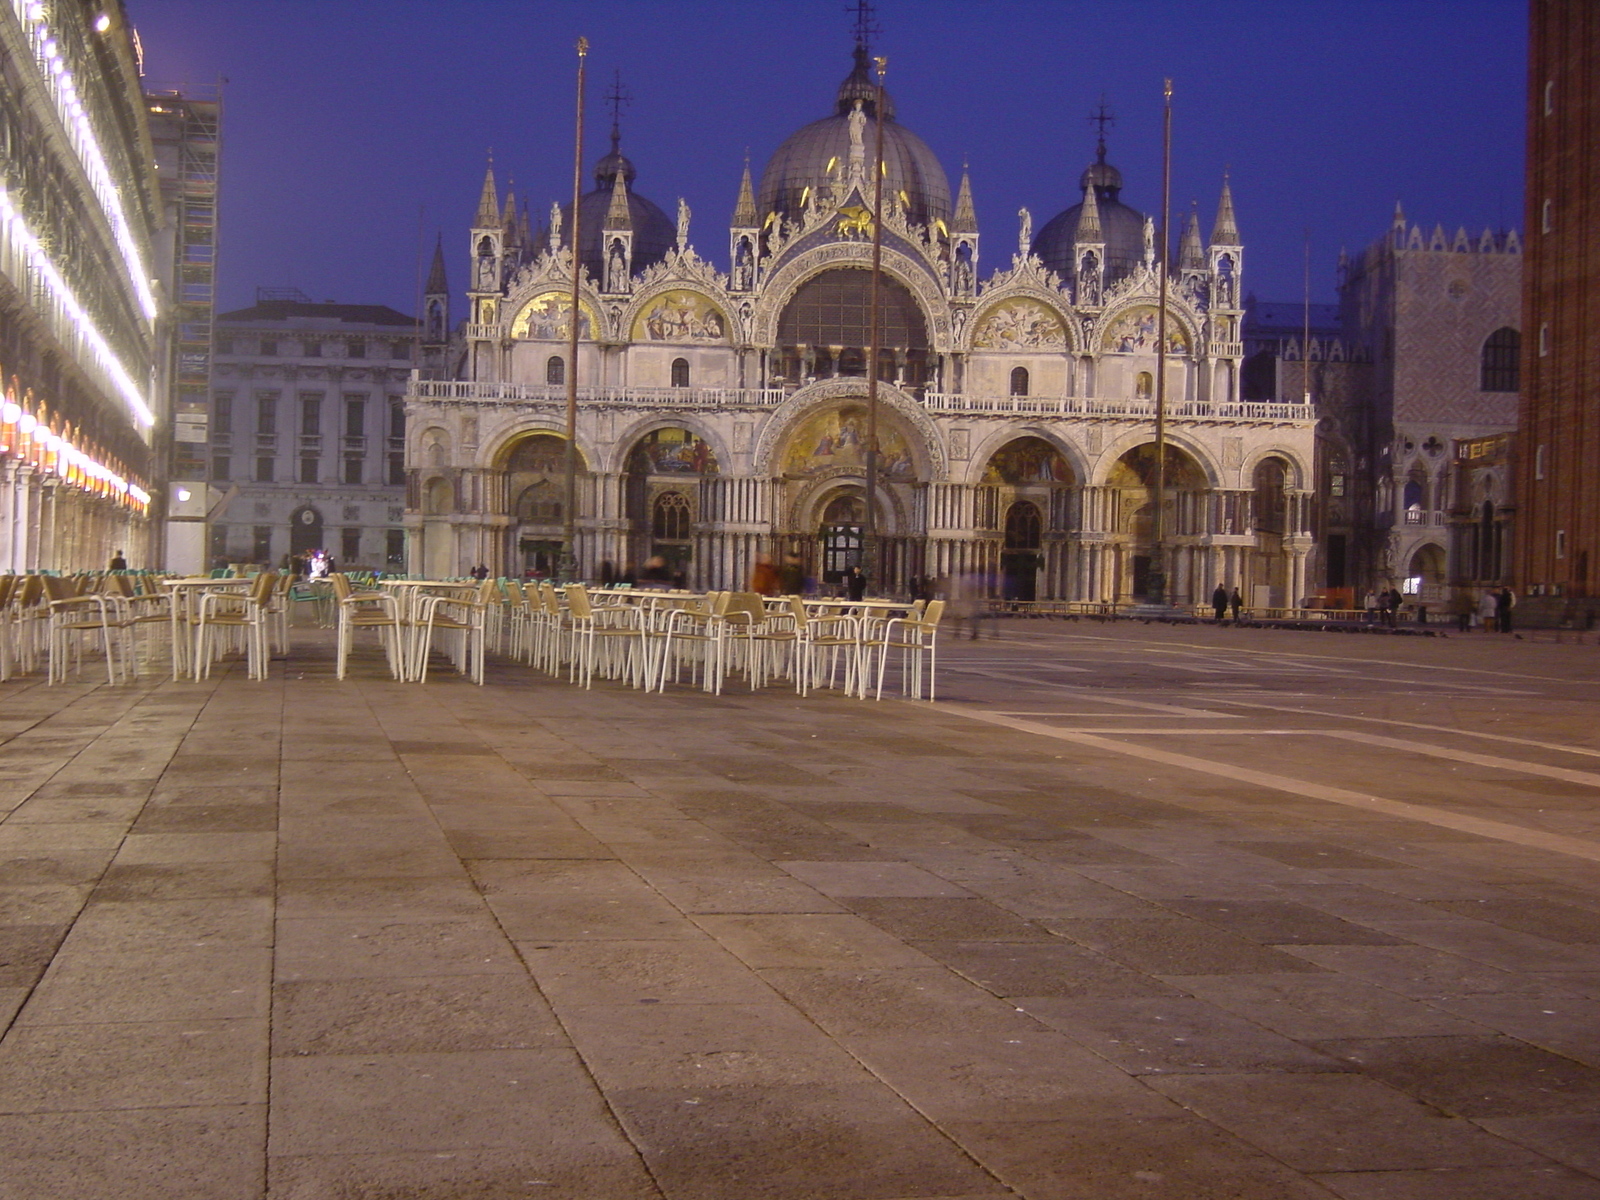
[972,301,1066,350]
[511,293,596,341]
[1102,305,1189,354]
[631,291,727,342]
[983,437,1073,485]
[626,428,719,475]
[781,405,914,479]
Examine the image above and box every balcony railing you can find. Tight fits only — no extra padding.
[405,380,1314,423]
[409,381,788,409]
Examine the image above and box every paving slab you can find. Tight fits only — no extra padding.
[2,622,1600,1197]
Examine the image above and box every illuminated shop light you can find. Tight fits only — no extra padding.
[0,186,156,426]
[10,0,159,324]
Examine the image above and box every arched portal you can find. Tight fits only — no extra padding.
[1105,443,1207,602]
[983,436,1075,601]
[500,432,588,578]
[1251,456,1292,606]
[1406,543,1447,603]
[621,427,719,582]
[817,491,865,583]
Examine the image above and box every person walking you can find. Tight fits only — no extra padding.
[777,553,805,596]
[1477,588,1498,632]
[1496,586,1515,633]
[749,554,779,597]
[1230,587,1244,624]
[108,550,128,570]
[845,565,868,602]
[1451,588,1474,633]
[1211,583,1228,623]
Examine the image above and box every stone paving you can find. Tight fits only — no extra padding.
[1,620,1600,1199]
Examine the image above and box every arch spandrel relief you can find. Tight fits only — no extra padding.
[751,379,947,479]
[625,427,720,476]
[629,291,729,343]
[970,300,1068,351]
[778,404,917,481]
[982,436,1075,486]
[1101,304,1191,355]
[510,292,598,341]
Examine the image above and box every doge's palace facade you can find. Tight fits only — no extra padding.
[405,44,1314,604]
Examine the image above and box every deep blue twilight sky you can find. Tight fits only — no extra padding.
[132,0,1526,318]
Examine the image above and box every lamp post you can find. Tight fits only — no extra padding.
[862,55,887,594]
[559,36,589,584]
[1149,78,1173,607]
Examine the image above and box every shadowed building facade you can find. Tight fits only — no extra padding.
[407,42,1315,604]
[1515,0,1600,625]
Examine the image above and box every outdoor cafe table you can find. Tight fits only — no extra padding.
[159,576,255,680]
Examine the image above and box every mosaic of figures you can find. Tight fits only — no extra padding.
[781,405,916,479]
[971,300,1067,350]
[626,427,720,475]
[631,291,728,342]
[983,436,1075,486]
[511,293,595,341]
[504,433,569,475]
[1102,305,1190,354]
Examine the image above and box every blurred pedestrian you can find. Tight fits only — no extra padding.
[1211,583,1228,622]
[750,554,779,596]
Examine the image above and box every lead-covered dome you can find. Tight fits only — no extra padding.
[758,46,951,229]
[544,134,675,281]
[1032,144,1148,290]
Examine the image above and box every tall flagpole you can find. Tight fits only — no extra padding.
[1151,77,1173,606]
[863,54,887,594]
[560,36,589,584]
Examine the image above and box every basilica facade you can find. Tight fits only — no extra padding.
[405,47,1315,605]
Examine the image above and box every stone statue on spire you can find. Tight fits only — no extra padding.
[1018,208,1032,258]
[676,198,691,253]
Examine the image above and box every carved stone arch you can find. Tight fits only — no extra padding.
[751,378,947,480]
[414,425,452,470]
[963,287,1080,355]
[621,281,740,347]
[1091,427,1220,489]
[606,414,731,476]
[784,469,910,537]
[752,244,951,351]
[1239,444,1310,492]
[962,425,1087,489]
[481,418,597,473]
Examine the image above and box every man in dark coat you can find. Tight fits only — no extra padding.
[1212,583,1228,623]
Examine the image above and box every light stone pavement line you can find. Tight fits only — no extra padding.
[1318,728,1600,790]
[1008,630,1596,687]
[945,707,1600,866]
[1213,694,1600,761]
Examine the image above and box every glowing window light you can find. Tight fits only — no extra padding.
[0,186,156,426]
[11,0,159,324]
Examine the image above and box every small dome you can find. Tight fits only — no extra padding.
[1033,145,1147,289]
[757,47,950,229]
[543,135,674,281]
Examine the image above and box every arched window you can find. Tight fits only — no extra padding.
[546,355,564,385]
[1004,501,1042,550]
[670,358,690,388]
[1009,367,1029,396]
[1135,371,1153,399]
[1253,458,1288,534]
[652,491,692,540]
[1481,327,1519,391]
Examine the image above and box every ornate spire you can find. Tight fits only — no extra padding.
[1178,205,1204,269]
[732,154,758,227]
[604,166,632,231]
[1074,171,1103,243]
[475,155,499,227]
[1210,174,1239,246]
[952,163,977,232]
[501,184,517,231]
[425,234,448,295]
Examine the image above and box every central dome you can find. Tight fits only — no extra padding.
[758,46,951,229]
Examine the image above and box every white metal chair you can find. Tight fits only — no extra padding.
[867,599,945,700]
[410,579,496,684]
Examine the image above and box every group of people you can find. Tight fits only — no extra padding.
[1210,584,1245,623]
[749,553,813,598]
[1363,587,1407,627]
[1454,586,1517,633]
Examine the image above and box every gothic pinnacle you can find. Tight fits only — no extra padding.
[952,164,977,233]
[1210,174,1239,246]
[475,156,499,228]
[732,155,758,227]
